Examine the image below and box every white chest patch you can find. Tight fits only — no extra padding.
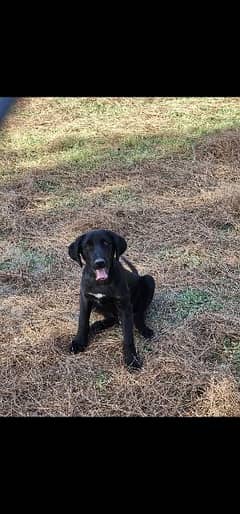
[88,292,106,299]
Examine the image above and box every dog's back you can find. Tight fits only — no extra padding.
[120,256,139,275]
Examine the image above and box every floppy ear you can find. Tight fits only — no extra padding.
[108,231,127,260]
[68,234,86,267]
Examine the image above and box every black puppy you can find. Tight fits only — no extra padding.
[68,229,155,370]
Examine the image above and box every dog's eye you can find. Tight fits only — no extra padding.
[103,241,109,246]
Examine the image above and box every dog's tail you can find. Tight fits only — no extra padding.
[120,256,139,275]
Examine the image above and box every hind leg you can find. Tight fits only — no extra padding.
[89,304,119,336]
[90,316,118,336]
[134,275,155,338]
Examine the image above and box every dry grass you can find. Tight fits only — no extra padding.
[1,97,240,416]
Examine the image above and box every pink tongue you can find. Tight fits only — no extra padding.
[96,268,108,281]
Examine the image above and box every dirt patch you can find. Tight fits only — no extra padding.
[194,129,240,163]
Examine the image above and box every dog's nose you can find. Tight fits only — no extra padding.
[94,259,106,269]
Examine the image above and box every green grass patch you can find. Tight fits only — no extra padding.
[37,184,138,213]
[95,371,109,391]
[99,185,138,206]
[39,192,87,212]
[175,288,223,320]
[35,178,60,193]
[1,246,55,275]
[155,247,204,268]
[222,337,240,374]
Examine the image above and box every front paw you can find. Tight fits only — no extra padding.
[70,339,87,354]
[125,353,142,371]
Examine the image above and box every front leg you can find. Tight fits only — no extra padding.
[117,299,142,370]
[70,293,92,354]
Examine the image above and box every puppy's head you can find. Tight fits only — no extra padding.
[68,229,127,282]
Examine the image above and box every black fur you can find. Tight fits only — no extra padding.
[68,229,155,370]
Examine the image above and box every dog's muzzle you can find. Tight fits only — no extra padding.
[94,259,108,281]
